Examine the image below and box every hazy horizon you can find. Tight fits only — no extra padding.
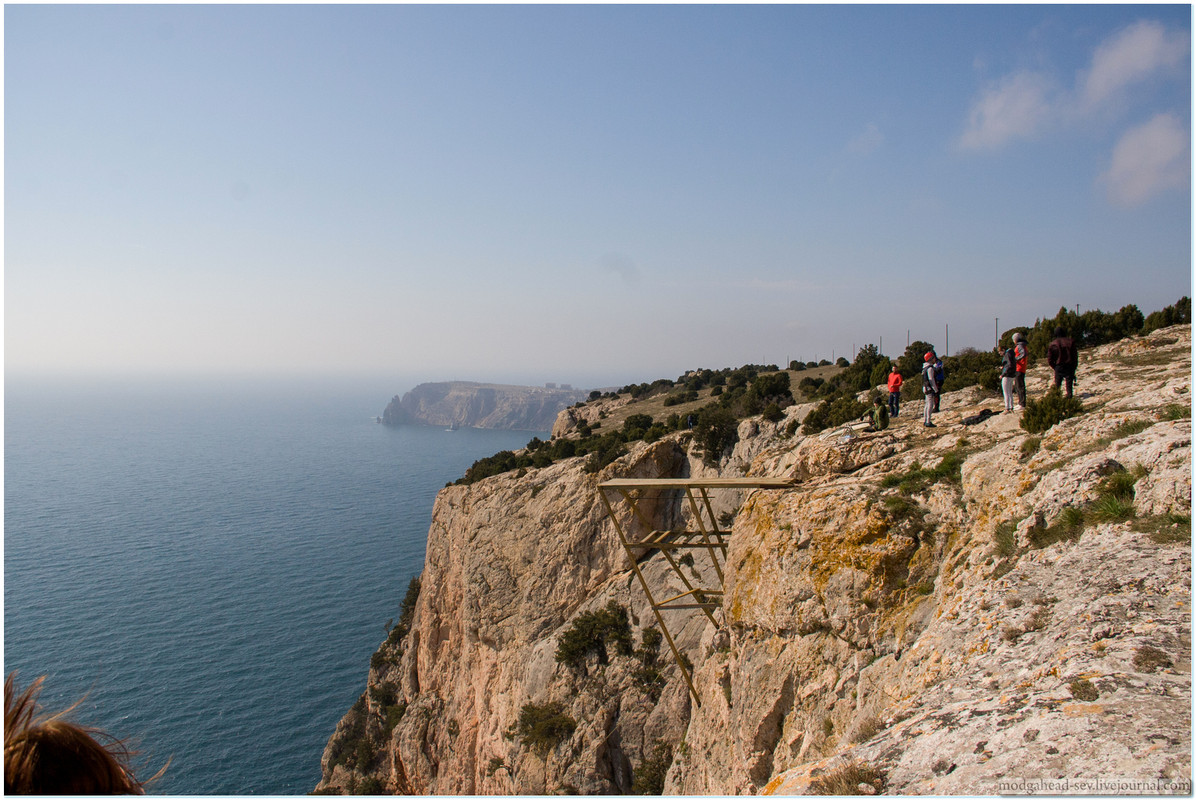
[6,5,1191,387]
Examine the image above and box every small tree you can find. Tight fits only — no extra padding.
[1021,388,1084,434]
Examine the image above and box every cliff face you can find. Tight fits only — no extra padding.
[320,326,1191,796]
[382,382,590,431]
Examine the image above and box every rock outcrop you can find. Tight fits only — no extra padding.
[320,325,1191,796]
[382,382,590,431]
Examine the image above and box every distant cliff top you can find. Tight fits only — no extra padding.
[382,381,590,431]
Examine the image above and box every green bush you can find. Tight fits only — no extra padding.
[1142,296,1191,334]
[1021,388,1084,434]
[693,405,739,464]
[555,601,633,671]
[632,742,674,794]
[802,395,867,435]
[512,702,577,755]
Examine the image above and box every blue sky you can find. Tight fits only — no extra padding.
[5,4,1191,389]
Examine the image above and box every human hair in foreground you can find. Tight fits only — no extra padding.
[5,672,161,794]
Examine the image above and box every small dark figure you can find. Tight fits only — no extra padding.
[932,353,946,412]
[1047,326,1078,398]
[961,408,998,426]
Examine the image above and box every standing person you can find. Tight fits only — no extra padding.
[1000,344,1017,411]
[922,353,938,428]
[887,365,903,417]
[1013,332,1029,410]
[932,353,946,412]
[1047,326,1078,398]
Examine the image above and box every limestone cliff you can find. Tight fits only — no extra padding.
[382,381,590,431]
[320,325,1190,795]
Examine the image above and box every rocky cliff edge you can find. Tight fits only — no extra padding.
[319,325,1190,796]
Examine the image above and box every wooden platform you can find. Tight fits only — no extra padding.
[597,476,795,704]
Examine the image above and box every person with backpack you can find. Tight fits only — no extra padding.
[932,353,946,412]
[1013,332,1029,410]
[922,352,938,428]
[1047,326,1078,398]
[999,344,1017,411]
[887,365,903,417]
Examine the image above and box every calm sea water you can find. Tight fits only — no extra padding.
[4,376,543,795]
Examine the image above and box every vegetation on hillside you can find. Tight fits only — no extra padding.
[451,296,1189,481]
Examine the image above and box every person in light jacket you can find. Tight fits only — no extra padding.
[922,353,938,428]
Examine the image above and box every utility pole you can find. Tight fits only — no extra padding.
[995,318,999,350]
[945,324,949,357]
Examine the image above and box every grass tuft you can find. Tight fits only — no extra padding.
[808,761,886,796]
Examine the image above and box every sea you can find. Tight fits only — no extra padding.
[3,375,545,795]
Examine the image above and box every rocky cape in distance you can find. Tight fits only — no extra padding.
[381,381,591,431]
[326,325,1191,796]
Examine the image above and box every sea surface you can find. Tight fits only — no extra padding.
[4,375,544,795]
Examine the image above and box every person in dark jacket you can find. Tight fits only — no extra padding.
[1000,345,1017,411]
[932,354,946,412]
[1047,327,1078,398]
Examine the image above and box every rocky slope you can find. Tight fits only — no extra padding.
[382,381,590,431]
[319,325,1190,795]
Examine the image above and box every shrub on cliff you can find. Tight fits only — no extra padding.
[693,405,739,464]
[632,742,674,794]
[801,394,867,435]
[1021,388,1084,434]
[555,601,633,672]
[511,702,576,756]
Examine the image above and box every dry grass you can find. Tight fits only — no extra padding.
[808,760,886,795]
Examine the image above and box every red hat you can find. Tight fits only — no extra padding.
[924,352,933,362]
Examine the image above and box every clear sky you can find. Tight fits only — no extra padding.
[5,4,1191,389]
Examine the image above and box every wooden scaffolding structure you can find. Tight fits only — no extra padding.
[597,477,794,705]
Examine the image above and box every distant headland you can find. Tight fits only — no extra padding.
[381,381,590,431]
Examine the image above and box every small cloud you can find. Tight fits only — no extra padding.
[846,123,884,156]
[1080,20,1189,112]
[600,253,639,285]
[958,71,1056,150]
[1101,113,1189,207]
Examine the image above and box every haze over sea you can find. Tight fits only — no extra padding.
[4,375,545,794]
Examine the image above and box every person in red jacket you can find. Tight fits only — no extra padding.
[887,365,903,417]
